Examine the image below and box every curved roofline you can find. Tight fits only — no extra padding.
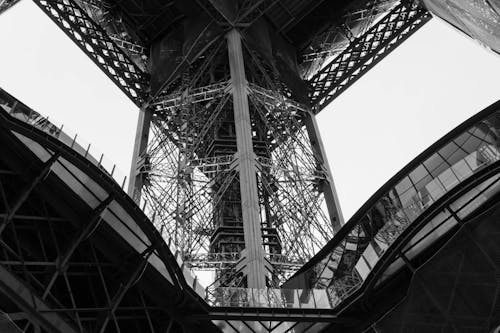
[291,98,500,278]
[0,108,212,308]
[339,160,500,314]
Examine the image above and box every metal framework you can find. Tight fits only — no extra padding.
[0,0,21,15]
[7,0,433,318]
[308,0,431,112]
[0,98,220,332]
[28,0,433,111]
[32,0,148,105]
[138,33,339,288]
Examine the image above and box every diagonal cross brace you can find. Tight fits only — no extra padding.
[33,0,149,106]
[196,0,280,26]
[96,245,155,333]
[42,195,114,300]
[308,1,431,113]
[0,152,60,235]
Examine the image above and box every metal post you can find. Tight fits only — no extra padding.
[227,29,267,289]
[128,106,152,202]
[304,112,344,230]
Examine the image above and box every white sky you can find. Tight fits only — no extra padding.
[1,1,500,221]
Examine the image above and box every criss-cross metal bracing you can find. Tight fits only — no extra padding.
[32,0,148,106]
[137,36,340,289]
[29,0,431,110]
[0,101,219,332]
[27,0,431,301]
[308,0,431,112]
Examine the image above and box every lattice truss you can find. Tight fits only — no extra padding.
[301,0,399,78]
[308,0,431,111]
[33,0,148,105]
[135,44,336,285]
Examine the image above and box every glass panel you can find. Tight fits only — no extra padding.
[298,289,315,308]
[425,178,446,201]
[461,130,483,153]
[439,141,460,162]
[414,173,432,192]
[409,165,429,184]
[424,153,448,177]
[437,168,459,190]
[453,132,471,147]
[362,243,379,269]
[464,151,482,171]
[395,176,412,196]
[452,159,473,181]
[398,186,417,208]
[312,289,331,308]
[442,142,467,166]
[355,257,370,280]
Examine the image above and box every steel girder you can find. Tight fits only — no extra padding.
[308,1,431,113]
[0,0,21,15]
[32,0,148,106]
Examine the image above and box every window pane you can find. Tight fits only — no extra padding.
[395,176,412,196]
[424,153,448,177]
[410,164,429,184]
[438,168,459,190]
[461,130,482,153]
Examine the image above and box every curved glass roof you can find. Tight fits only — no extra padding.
[283,100,500,308]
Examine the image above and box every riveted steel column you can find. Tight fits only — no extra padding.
[305,113,344,230]
[227,29,266,289]
[128,106,152,202]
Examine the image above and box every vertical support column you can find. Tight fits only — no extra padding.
[304,112,344,231]
[128,106,152,202]
[227,29,267,288]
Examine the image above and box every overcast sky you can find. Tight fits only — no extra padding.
[1,1,500,221]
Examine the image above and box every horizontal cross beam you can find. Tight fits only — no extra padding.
[309,1,431,113]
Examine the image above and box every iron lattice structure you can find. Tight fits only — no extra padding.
[9,0,431,290]
[142,76,335,286]
[308,1,431,112]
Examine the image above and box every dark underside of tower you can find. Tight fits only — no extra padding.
[1,0,500,332]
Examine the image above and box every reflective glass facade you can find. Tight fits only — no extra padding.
[285,103,500,308]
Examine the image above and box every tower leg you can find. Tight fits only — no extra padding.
[227,29,267,289]
[128,106,152,202]
[304,112,344,230]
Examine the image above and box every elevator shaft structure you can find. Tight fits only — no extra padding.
[131,27,341,288]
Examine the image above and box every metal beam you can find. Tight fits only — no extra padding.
[308,1,431,113]
[96,246,154,333]
[33,0,149,106]
[0,264,79,333]
[0,153,59,235]
[42,195,113,299]
[0,0,21,16]
[128,107,152,202]
[304,112,344,229]
[227,29,267,288]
